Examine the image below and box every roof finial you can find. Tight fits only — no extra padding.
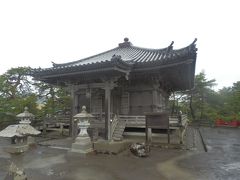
[111,54,122,62]
[192,38,197,44]
[166,41,174,52]
[119,37,132,47]
[169,41,174,47]
[51,61,57,67]
[24,107,29,112]
[82,106,87,112]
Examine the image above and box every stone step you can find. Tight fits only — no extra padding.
[113,133,123,137]
[112,136,122,141]
[114,127,125,131]
[117,126,125,129]
[114,129,123,133]
[113,130,123,135]
[118,125,126,128]
[113,137,122,141]
[114,130,124,134]
[113,131,124,136]
[114,128,124,132]
[113,135,122,139]
[112,121,126,141]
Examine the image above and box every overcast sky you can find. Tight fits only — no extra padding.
[0,0,239,89]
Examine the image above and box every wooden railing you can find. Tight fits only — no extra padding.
[118,115,145,127]
[118,114,188,128]
[32,115,70,134]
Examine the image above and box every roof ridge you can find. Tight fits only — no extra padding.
[131,41,174,52]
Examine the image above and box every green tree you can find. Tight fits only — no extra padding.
[0,67,37,113]
[0,67,33,99]
[34,81,71,117]
[190,72,216,121]
[0,67,38,127]
[218,81,240,120]
[170,71,217,123]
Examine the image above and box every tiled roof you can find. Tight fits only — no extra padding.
[51,38,197,69]
[32,38,197,90]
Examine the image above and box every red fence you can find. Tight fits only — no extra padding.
[215,119,240,127]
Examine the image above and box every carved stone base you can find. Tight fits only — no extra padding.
[27,136,35,145]
[4,162,27,180]
[4,145,29,154]
[71,136,93,154]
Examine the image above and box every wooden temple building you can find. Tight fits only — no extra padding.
[32,38,197,141]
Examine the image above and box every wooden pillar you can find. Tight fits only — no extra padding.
[70,86,78,137]
[104,86,111,140]
[103,81,115,140]
[152,89,158,112]
[152,83,159,112]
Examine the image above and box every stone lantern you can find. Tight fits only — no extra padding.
[16,107,34,125]
[0,107,40,148]
[0,107,40,180]
[16,107,37,145]
[71,106,94,154]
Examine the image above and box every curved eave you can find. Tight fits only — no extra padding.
[132,45,197,71]
[32,58,131,80]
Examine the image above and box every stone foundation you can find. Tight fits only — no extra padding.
[71,136,93,154]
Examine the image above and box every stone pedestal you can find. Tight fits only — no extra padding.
[4,153,27,180]
[4,162,27,180]
[71,136,93,154]
[27,136,35,145]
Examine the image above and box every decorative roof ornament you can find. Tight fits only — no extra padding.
[111,54,122,62]
[166,41,174,52]
[118,37,132,47]
[169,41,174,48]
[51,61,57,67]
[189,38,198,51]
[192,38,197,44]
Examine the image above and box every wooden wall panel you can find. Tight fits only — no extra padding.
[120,92,129,114]
[90,92,103,114]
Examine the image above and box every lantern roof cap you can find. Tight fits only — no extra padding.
[74,106,94,118]
[0,124,40,137]
[16,107,35,118]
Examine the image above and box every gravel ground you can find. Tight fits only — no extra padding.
[0,126,239,180]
